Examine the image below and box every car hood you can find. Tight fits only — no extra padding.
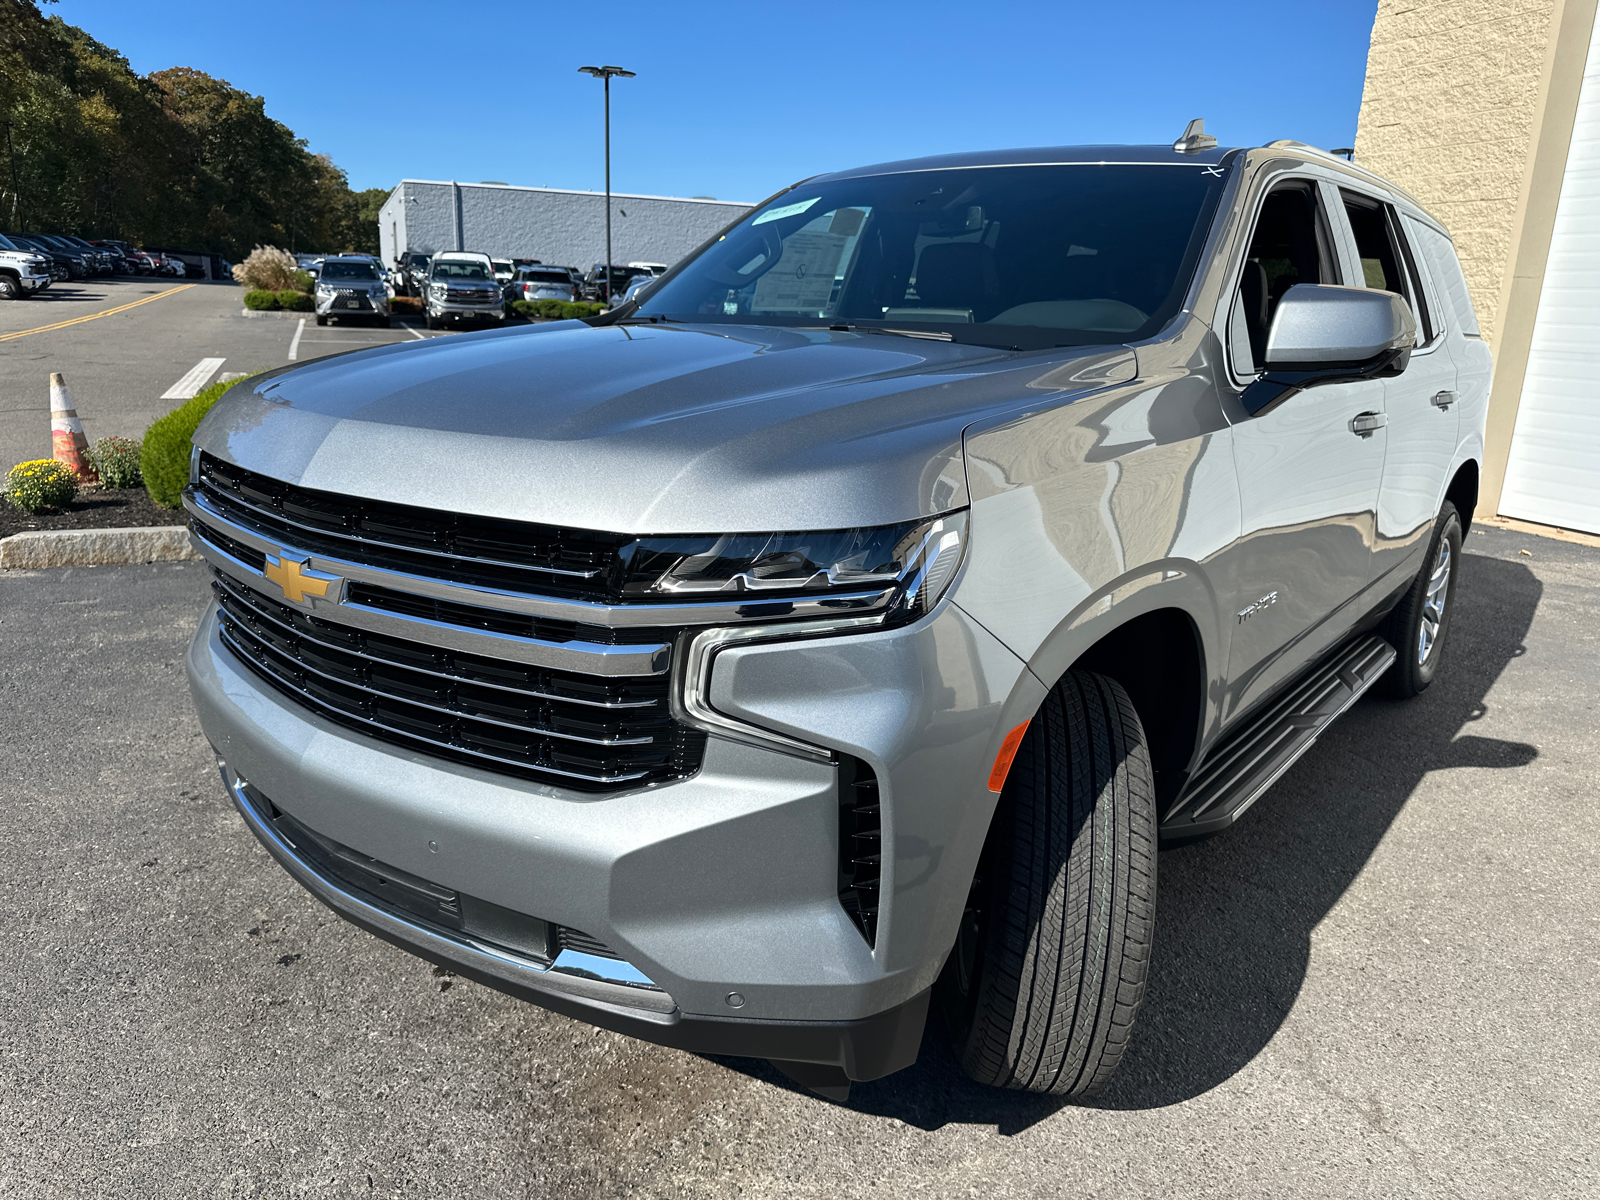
[194,321,1133,533]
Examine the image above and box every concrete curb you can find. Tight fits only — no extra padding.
[0,525,196,569]
[239,308,308,319]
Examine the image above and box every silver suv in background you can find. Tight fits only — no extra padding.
[313,256,392,327]
[507,265,578,304]
[187,131,1488,1102]
[423,252,505,329]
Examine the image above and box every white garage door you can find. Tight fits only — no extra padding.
[1500,14,1600,534]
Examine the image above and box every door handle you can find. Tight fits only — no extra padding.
[1431,390,1456,409]
[1349,411,1388,437]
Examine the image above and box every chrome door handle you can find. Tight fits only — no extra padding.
[1431,390,1456,409]
[1349,411,1388,437]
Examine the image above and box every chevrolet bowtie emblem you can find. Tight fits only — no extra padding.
[263,552,338,605]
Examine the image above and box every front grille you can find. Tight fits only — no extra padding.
[197,454,629,601]
[331,288,374,308]
[209,565,703,791]
[446,288,499,302]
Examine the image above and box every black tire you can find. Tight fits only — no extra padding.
[0,275,19,301]
[425,314,438,331]
[939,670,1157,1097]
[1380,501,1463,699]
[315,314,327,326]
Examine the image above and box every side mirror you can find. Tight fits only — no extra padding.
[1243,284,1416,415]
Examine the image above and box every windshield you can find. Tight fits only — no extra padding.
[521,269,571,284]
[638,162,1229,349]
[0,233,17,251]
[433,261,490,281]
[322,261,379,280]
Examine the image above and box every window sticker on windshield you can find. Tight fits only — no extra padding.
[752,230,847,312]
[753,196,821,226]
[829,207,866,237]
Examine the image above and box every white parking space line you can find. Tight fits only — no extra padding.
[160,357,226,400]
[404,325,426,341]
[287,318,305,361]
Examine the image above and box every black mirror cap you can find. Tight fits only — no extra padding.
[1240,345,1413,417]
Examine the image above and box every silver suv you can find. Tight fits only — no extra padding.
[313,256,391,327]
[423,251,505,329]
[185,132,1488,1101]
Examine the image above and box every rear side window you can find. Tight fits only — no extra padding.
[1342,189,1433,343]
[1403,215,1481,337]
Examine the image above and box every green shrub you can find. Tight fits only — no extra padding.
[88,435,143,488]
[292,269,313,292]
[277,289,313,311]
[512,299,604,321]
[243,289,279,311]
[141,374,254,508]
[4,459,79,513]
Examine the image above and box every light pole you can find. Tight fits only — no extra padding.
[578,65,635,303]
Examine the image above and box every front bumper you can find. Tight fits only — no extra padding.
[187,584,1042,1080]
[316,291,389,317]
[427,297,505,320]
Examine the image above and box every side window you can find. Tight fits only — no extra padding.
[1229,181,1336,376]
[1343,190,1432,344]
[1404,214,1482,337]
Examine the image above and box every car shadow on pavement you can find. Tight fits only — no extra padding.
[714,551,1542,1132]
[29,287,113,303]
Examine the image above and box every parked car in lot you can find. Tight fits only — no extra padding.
[185,133,1488,1104]
[391,251,430,297]
[581,263,651,303]
[54,234,112,274]
[627,261,668,277]
[491,259,514,287]
[422,251,504,329]
[0,232,53,298]
[313,256,392,326]
[5,233,76,280]
[506,265,577,303]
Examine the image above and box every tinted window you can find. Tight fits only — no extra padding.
[433,261,490,281]
[1230,182,1334,372]
[1341,192,1407,294]
[521,269,571,284]
[1405,215,1480,336]
[321,261,378,280]
[0,233,17,251]
[638,163,1229,349]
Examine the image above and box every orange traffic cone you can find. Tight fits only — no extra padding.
[50,372,98,485]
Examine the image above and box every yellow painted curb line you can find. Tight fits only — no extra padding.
[0,283,197,343]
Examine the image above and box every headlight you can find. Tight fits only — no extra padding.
[623,510,967,625]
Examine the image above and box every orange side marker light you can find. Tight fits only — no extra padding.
[987,720,1032,793]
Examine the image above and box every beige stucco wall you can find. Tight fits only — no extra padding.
[1354,0,1599,516]
[1354,0,1560,349]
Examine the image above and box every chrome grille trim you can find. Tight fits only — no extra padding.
[184,487,894,627]
[209,571,655,710]
[190,521,671,677]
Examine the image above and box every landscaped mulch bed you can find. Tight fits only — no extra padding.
[0,487,186,538]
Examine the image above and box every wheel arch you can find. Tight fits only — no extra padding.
[1445,458,1479,534]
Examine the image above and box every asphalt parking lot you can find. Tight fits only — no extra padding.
[0,278,450,471]
[1,525,1595,1198]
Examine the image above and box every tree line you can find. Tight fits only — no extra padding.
[1,0,384,258]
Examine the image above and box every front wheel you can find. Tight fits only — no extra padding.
[0,276,20,301]
[939,670,1157,1098]
[314,314,327,326]
[1380,501,1463,698]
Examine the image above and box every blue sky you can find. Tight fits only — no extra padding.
[57,1,1378,202]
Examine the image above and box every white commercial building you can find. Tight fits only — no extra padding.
[377,180,755,274]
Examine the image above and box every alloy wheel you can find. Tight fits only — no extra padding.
[1417,539,1451,665]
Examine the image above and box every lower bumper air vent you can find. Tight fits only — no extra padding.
[837,756,881,946]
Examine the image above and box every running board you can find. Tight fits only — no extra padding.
[1159,635,1396,844]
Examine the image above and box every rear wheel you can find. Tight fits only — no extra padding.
[1380,501,1463,698]
[939,670,1157,1097]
